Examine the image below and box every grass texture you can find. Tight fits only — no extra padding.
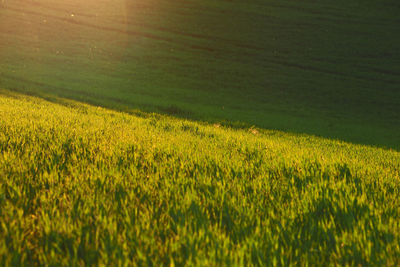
[1,92,399,266]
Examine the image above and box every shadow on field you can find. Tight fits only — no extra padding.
[1,86,399,152]
[1,0,400,151]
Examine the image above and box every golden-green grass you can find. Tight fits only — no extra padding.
[1,91,400,266]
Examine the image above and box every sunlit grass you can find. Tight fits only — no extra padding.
[1,92,399,265]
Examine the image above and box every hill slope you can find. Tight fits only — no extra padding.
[1,0,400,149]
[1,91,399,265]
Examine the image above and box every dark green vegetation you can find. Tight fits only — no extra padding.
[1,0,399,149]
[1,92,400,265]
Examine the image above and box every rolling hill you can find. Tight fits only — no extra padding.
[1,0,400,265]
[1,0,399,149]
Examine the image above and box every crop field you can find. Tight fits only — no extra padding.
[1,0,400,265]
[0,0,399,149]
[1,91,400,265]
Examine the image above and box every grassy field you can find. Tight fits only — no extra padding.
[0,0,399,149]
[1,91,400,265]
[1,0,400,265]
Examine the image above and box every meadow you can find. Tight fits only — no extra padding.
[1,91,400,265]
[0,0,399,149]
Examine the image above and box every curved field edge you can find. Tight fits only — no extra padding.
[0,92,399,266]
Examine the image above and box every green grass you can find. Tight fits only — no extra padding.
[1,0,399,149]
[1,91,400,265]
[1,0,400,265]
